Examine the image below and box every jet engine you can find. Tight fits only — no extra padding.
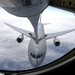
[17,34,24,43]
[53,38,60,46]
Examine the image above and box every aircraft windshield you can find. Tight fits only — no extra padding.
[30,53,36,59]
[30,53,43,59]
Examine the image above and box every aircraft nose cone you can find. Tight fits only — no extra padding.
[31,59,39,67]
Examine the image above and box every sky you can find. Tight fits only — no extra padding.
[0,6,75,74]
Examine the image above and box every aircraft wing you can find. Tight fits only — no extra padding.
[46,29,75,40]
[49,0,75,13]
[4,23,32,38]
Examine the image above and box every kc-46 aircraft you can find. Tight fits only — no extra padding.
[0,0,75,68]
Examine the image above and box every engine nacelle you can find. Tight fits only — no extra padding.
[17,34,24,43]
[53,38,60,46]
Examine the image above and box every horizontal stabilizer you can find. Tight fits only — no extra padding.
[43,23,51,25]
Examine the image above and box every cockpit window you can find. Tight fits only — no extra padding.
[30,53,36,58]
[37,54,43,59]
[30,53,43,59]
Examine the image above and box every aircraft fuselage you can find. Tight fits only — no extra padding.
[1,0,51,17]
[28,23,47,67]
